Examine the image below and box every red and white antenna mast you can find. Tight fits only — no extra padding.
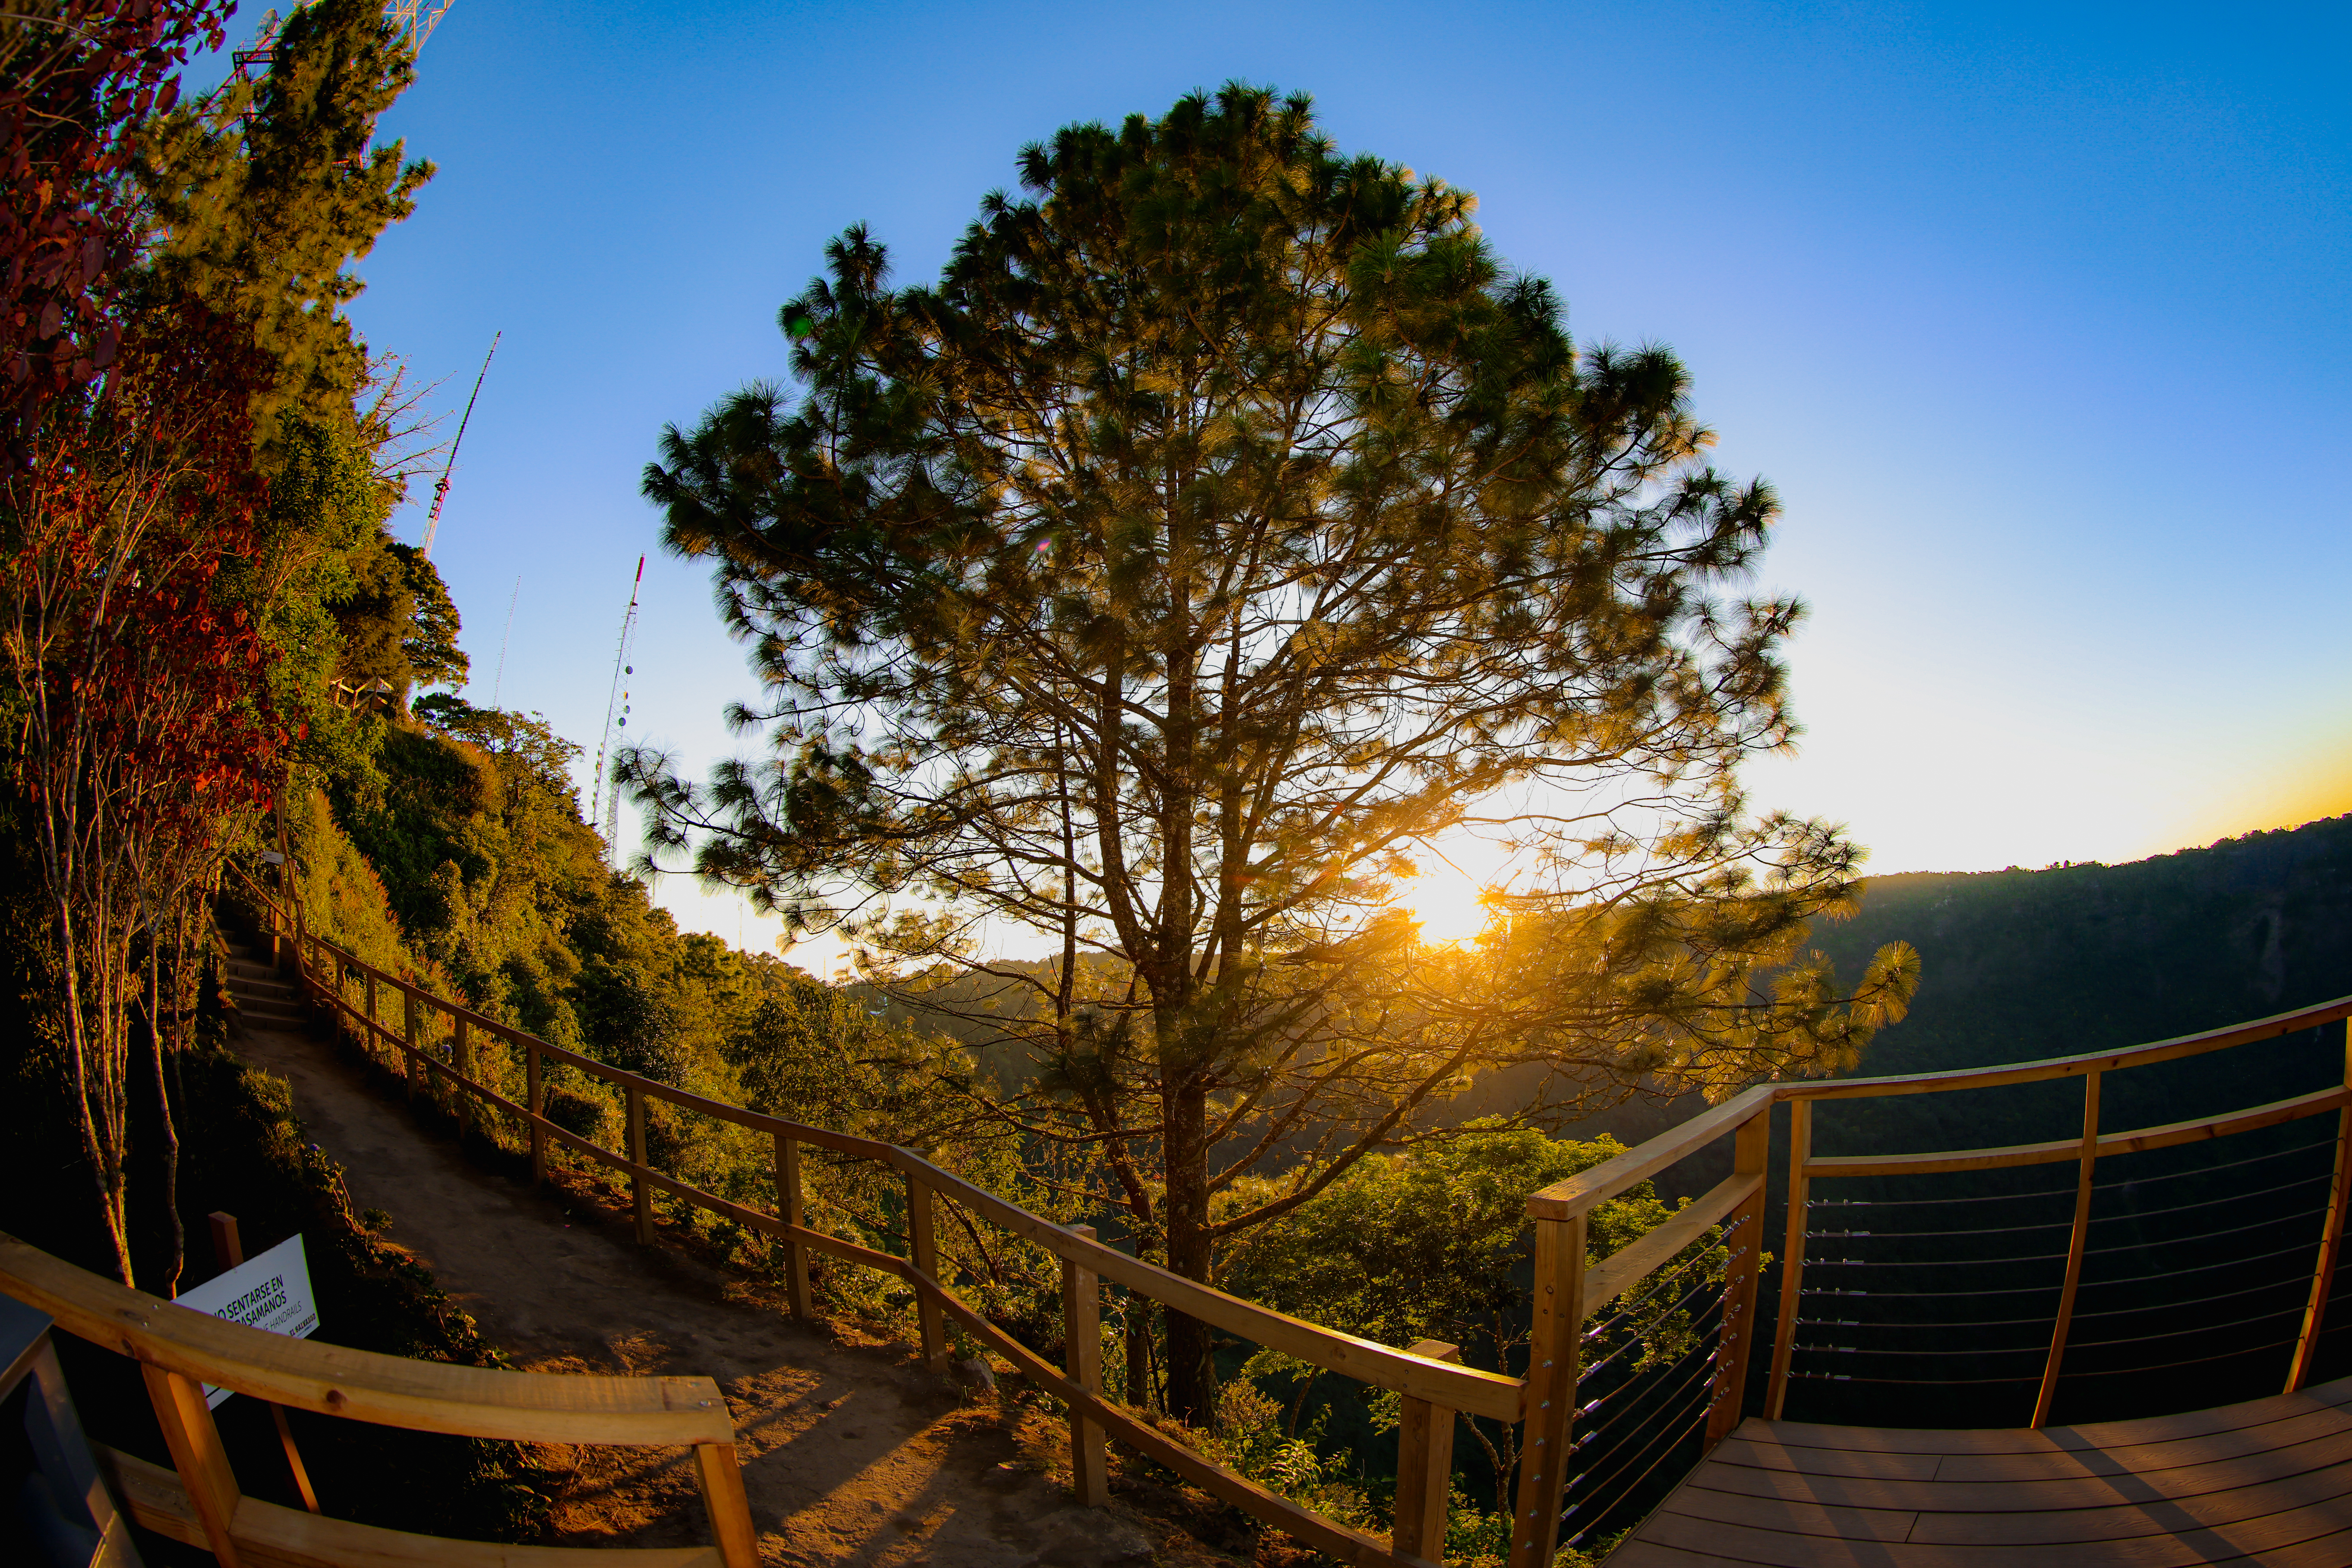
[420,330,499,558]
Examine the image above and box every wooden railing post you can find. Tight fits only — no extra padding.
[774,1132,812,1319]
[402,988,420,1104]
[2033,1069,2102,1428]
[626,1082,655,1245]
[691,1442,761,1568]
[1507,1212,1585,1568]
[1062,1223,1108,1506]
[2290,1024,2352,1392]
[907,1172,946,1369]
[363,969,377,1048]
[452,1013,474,1141]
[142,1362,246,1568]
[1393,1338,1461,1564]
[526,1043,546,1189]
[1706,1104,1773,1450]
[208,1211,319,1514]
[1765,1096,1812,1419]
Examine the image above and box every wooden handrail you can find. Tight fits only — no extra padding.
[0,1237,734,1446]
[0,1234,758,1568]
[1527,1085,1776,1221]
[1801,1082,2352,1178]
[261,909,1504,1568]
[286,922,1519,1422]
[1786,991,2352,1100]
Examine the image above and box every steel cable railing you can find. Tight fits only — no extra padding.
[1781,1115,2348,1418]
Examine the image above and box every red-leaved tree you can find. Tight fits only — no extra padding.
[0,0,230,468]
[3,290,277,1286]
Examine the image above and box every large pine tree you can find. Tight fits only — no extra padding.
[635,85,1916,1419]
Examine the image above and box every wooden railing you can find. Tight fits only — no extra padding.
[0,1234,757,1568]
[241,875,2352,1568]
[1503,990,2352,1566]
[256,904,1520,1568]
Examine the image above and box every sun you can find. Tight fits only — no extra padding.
[1399,862,1495,946]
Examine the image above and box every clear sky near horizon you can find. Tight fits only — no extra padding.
[295,0,2348,964]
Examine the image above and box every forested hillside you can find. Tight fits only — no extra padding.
[1799,817,2352,1155]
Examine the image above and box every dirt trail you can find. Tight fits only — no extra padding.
[227,1005,1165,1568]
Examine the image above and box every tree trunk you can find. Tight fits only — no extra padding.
[1160,1075,1215,1424]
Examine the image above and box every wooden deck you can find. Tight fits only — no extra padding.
[1610,1374,2352,1565]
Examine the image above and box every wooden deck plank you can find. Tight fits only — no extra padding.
[1605,1541,1757,1567]
[1906,1461,2352,1544]
[1754,1377,2352,1458]
[1611,1377,2352,1566]
[1708,1438,1944,1480]
[1636,1508,2346,1568]
[1702,1427,2352,1514]
[1931,1405,2352,1483]
[1654,1483,1919,1541]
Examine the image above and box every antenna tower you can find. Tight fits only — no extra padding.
[236,3,450,90]
[385,0,455,52]
[589,556,646,859]
[419,330,500,558]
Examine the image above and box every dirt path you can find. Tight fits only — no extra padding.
[228,1013,1165,1568]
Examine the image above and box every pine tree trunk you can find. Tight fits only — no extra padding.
[1161,1076,1215,1424]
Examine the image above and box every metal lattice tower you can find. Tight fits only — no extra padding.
[385,0,455,52]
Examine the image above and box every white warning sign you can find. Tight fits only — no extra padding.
[171,1234,320,1408]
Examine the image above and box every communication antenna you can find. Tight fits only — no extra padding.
[419,330,499,558]
[589,555,646,856]
[385,0,456,53]
[490,575,520,707]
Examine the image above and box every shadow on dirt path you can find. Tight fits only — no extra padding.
[229,1014,1166,1568]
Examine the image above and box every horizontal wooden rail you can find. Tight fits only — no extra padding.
[291,924,1520,1423]
[1803,1083,2352,1179]
[1528,1085,1774,1221]
[0,1237,734,1446]
[101,1445,723,1568]
[1786,991,2352,1101]
[1582,1172,1760,1312]
[1526,997,2352,1224]
[0,1234,757,1567]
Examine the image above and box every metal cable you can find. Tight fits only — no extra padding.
[1807,1136,2332,1209]
[1560,1350,1719,1515]
[2067,1301,2308,1353]
[2073,1268,2314,1321]
[1797,1236,2329,1297]
[1579,1277,1724,1385]
[1801,1267,2309,1332]
[2084,1205,2328,1256]
[1582,1246,1727,1342]
[1802,1327,2341,1388]
[1808,1186,2078,1210]
[1809,1203,2324,1264]
[1809,1217,2072,1240]
[1811,1209,2327,1271]
[1811,1248,2068,1268]
[1577,1297,1725,1432]
[2087,1170,2333,1226]
[1564,1388,1713,1549]
[1796,1339,2043,1359]
[1789,1369,2040,1384]
[2056,1336,2303,1378]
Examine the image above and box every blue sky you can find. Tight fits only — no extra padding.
[310,0,2349,956]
